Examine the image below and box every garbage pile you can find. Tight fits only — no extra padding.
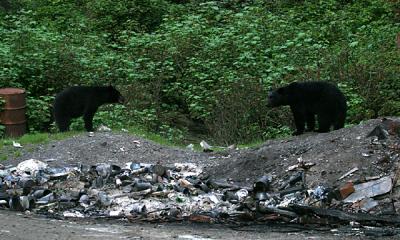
[0,118,399,234]
[0,157,399,226]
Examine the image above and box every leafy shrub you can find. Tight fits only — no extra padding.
[26,94,54,133]
[0,0,399,143]
[85,0,167,36]
[93,105,129,130]
[68,105,130,132]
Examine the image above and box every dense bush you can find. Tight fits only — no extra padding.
[85,0,168,36]
[0,0,398,143]
[120,0,399,142]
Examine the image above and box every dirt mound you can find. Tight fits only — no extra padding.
[3,131,228,168]
[3,117,399,190]
[205,118,400,188]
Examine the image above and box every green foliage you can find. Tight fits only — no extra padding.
[126,125,185,147]
[0,125,5,137]
[92,105,129,130]
[119,0,399,142]
[0,131,77,146]
[0,0,398,143]
[26,94,54,133]
[338,83,366,123]
[18,132,50,144]
[85,0,168,36]
[263,125,292,139]
[13,0,88,31]
[159,124,186,142]
[68,118,85,132]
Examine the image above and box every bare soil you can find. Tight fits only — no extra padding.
[3,118,391,189]
[207,118,396,189]
[0,210,379,240]
[3,131,222,167]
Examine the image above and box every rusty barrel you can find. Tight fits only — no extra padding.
[0,88,26,137]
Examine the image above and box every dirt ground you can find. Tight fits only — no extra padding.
[3,131,220,167]
[1,117,399,239]
[0,210,381,240]
[208,118,396,189]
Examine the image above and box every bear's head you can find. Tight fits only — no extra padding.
[108,86,125,104]
[267,82,298,107]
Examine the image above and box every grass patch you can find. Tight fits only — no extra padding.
[0,131,85,161]
[18,133,50,145]
[0,125,265,155]
[13,150,21,158]
[0,127,186,151]
[0,133,49,148]
[0,131,82,148]
[125,126,266,151]
[237,140,265,149]
[125,126,184,148]
[51,131,81,141]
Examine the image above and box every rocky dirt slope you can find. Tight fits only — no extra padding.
[3,117,398,190]
[207,118,400,189]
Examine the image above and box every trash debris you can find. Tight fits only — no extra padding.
[359,197,379,212]
[339,167,359,180]
[16,159,48,176]
[0,157,389,225]
[12,141,22,148]
[227,144,236,150]
[312,185,329,200]
[254,175,272,192]
[186,144,194,151]
[279,171,304,190]
[200,140,213,152]
[367,118,400,139]
[336,182,355,200]
[63,211,85,218]
[235,189,248,202]
[367,125,389,140]
[286,158,315,171]
[97,125,111,132]
[344,176,393,203]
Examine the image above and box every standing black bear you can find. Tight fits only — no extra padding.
[53,86,125,132]
[268,81,347,135]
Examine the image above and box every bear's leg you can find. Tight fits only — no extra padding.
[333,112,346,130]
[56,117,71,132]
[83,108,97,132]
[291,107,306,135]
[306,111,315,132]
[316,114,332,133]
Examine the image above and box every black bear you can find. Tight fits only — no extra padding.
[268,81,347,135]
[53,86,125,132]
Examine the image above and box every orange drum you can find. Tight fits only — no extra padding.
[0,88,26,137]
